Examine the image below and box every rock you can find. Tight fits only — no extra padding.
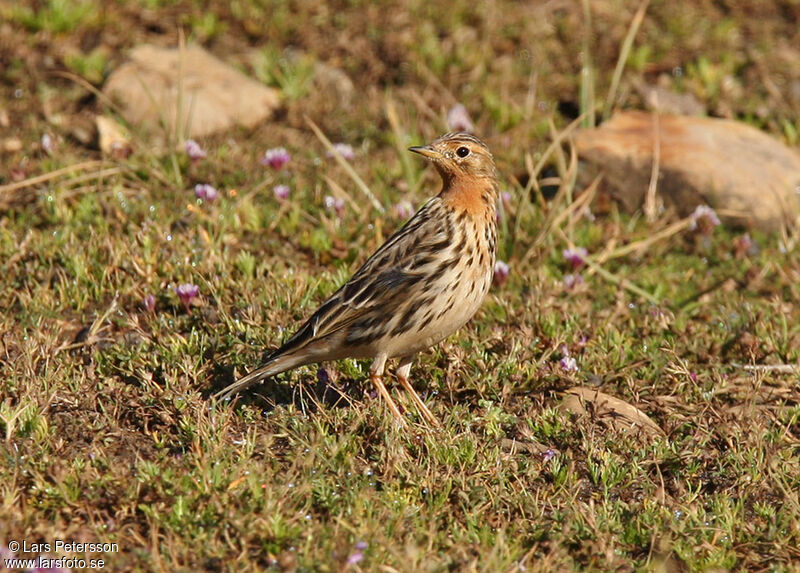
[559,386,664,438]
[2,137,22,153]
[103,44,280,139]
[96,115,132,158]
[574,111,800,230]
[634,77,706,116]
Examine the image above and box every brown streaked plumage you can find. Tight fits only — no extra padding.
[214,132,500,426]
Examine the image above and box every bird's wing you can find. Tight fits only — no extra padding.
[277,197,451,350]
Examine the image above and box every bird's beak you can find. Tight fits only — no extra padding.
[408,145,441,159]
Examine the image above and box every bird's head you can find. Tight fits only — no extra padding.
[409,132,497,185]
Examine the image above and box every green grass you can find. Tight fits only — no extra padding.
[2,0,800,571]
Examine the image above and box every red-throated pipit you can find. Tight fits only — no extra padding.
[215,132,499,426]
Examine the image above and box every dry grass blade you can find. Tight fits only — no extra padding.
[595,217,693,264]
[385,97,418,191]
[555,226,660,304]
[306,117,385,213]
[55,294,119,353]
[603,0,651,119]
[522,112,588,200]
[525,174,602,260]
[644,109,661,222]
[0,160,108,194]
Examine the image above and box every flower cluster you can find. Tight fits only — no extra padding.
[324,195,346,217]
[327,142,355,161]
[185,139,207,160]
[493,260,510,287]
[261,147,291,170]
[175,283,200,311]
[273,184,290,201]
[194,183,218,202]
[688,204,721,234]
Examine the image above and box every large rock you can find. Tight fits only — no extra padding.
[574,111,800,230]
[103,44,280,138]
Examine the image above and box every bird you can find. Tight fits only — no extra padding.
[214,132,500,426]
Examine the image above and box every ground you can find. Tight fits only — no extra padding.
[1,0,800,571]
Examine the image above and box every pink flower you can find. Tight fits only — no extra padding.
[688,204,721,234]
[562,247,588,270]
[143,294,156,312]
[273,184,290,201]
[393,200,414,220]
[324,195,346,217]
[346,541,367,566]
[493,260,510,286]
[194,183,218,202]
[563,273,584,289]
[559,356,578,372]
[175,283,199,310]
[447,103,474,133]
[261,147,291,170]
[185,139,206,160]
[327,142,355,160]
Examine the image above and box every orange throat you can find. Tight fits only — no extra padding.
[440,179,496,218]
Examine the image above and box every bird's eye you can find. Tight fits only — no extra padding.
[456,146,470,158]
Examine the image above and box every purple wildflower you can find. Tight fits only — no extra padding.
[143,294,156,312]
[324,195,346,217]
[394,200,414,220]
[559,356,578,373]
[261,147,291,170]
[543,448,557,462]
[327,142,355,160]
[346,541,367,566]
[688,204,721,234]
[447,103,475,133]
[562,247,588,270]
[501,191,513,209]
[346,551,364,566]
[185,139,207,160]
[273,184,290,201]
[175,283,199,310]
[493,260,510,286]
[563,273,584,289]
[194,183,218,202]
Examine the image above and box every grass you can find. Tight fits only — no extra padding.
[2,0,800,571]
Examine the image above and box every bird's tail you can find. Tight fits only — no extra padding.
[213,351,308,402]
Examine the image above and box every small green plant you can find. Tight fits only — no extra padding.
[11,0,98,33]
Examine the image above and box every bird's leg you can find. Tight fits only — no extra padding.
[396,356,439,427]
[370,356,406,426]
